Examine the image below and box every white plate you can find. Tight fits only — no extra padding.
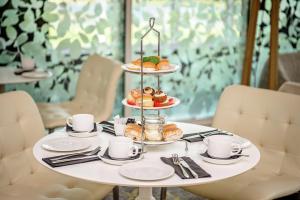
[42,138,90,152]
[98,152,143,166]
[134,140,176,145]
[122,63,180,75]
[122,97,180,110]
[67,126,103,138]
[200,152,243,165]
[203,134,251,149]
[22,70,52,79]
[119,162,175,181]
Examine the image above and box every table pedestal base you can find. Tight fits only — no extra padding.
[136,187,155,200]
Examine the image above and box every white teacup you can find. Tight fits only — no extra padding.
[21,55,35,70]
[108,137,139,159]
[205,135,241,159]
[66,114,94,132]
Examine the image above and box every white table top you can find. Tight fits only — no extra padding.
[33,122,260,187]
[0,68,51,85]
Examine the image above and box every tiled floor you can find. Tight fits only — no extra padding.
[104,187,205,200]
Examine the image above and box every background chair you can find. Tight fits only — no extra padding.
[183,85,300,200]
[279,81,300,95]
[259,52,300,89]
[0,91,114,200]
[37,54,122,129]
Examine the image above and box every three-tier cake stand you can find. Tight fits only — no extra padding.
[122,17,180,153]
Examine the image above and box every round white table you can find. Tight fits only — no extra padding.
[33,122,260,200]
[0,68,52,93]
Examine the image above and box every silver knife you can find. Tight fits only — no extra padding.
[179,158,198,178]
[52,155,99,164]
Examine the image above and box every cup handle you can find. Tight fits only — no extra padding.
[130,145,139,157]
[230,144,242,156]
[66,117,73,127]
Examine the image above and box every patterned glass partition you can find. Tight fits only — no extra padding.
[129,0,248,120]
[0,0,124,115]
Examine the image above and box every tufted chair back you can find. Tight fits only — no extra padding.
[0,91,44,188]
[212,85,300,177]
[73,55,122,120]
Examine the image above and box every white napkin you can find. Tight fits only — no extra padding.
[113,115,127,136]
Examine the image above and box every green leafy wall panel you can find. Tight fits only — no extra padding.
[0,0,124,117]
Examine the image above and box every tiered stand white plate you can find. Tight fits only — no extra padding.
[121,97,180,110]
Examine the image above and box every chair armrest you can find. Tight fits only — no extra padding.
[278,81,300,95]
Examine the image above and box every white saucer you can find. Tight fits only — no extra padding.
[98,152,143,166]
[200,151,243,165]
[42,138,90,152]
[119,162,175,181]
[67,126,103,138]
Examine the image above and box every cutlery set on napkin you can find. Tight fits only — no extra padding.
[43,146,101,167]
[182,129,233,142]
[161,154,211,179]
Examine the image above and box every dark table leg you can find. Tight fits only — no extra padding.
[113,186,119,200]
[0,84,4,93]
[160,187,167,200]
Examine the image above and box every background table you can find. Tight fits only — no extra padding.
[0,68,51,93]
[33,122,260,200]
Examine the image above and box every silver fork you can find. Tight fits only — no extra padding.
[51,146,101,161]
[172,154,189,178]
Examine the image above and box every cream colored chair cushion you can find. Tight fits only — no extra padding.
[184,85,300,200]
[37,55,123,129]
[0,91,113,200]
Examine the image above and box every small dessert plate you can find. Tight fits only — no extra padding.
[133,139,178,146]
[200,151,244,165]
[42,138,90,152]
[119,162,175,181]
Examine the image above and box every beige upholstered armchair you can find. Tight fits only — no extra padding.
[0,91,114,199]
[38,55,123,129]
[184,85,300,200]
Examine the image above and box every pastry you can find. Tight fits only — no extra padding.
[124,124,144,140]
[154,98,169,107]
[143,87,155,96]
[142,62,156,71]
[153,90,167,103]
[131,89,142,99]
[162,124,183,141]
[156,59,170,70]
[136,94,154,107]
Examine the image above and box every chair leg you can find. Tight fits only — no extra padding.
[160,187,167,200]
[48,128,55,134]
[113,186,119,200]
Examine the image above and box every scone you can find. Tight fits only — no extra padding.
[124,124,144,141]
[162,124,183,141]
